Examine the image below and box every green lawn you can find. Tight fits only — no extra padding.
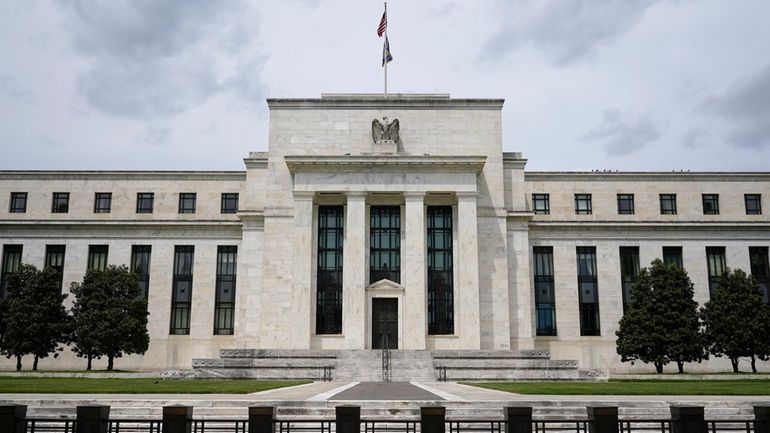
[469,380,770,395]
[0,378,310,394]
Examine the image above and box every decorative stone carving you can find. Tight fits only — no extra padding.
[372,117,401,144]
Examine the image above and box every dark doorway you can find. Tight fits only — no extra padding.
[372,298,398,349]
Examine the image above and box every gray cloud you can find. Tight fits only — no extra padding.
[580,109,668,156]
[480,0,661,67]
[682,128,708,149]
[0,75,33,100]
[700,64,770,148]
[137,125,173,146]
[62,0,263,118]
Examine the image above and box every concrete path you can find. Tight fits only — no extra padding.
[329,382,443,401]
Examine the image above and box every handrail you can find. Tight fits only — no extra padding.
[381,332,391,382]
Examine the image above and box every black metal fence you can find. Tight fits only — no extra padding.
[1,403,768,433]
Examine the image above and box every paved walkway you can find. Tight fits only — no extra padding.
[329,382,443,401]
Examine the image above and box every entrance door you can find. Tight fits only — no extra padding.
[372,298,398,349]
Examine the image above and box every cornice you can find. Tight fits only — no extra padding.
[524,171,770,182]
[0,171,246,181]
[0,219,243,231]
[529,221,770,230]
[267,96,504,110]
[284,154,487,175]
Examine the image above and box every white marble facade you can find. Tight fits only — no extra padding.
[0,94,769,373]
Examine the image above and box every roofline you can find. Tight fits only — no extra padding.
[525,171,770,181]
[267,96,504,110]
[0,170,246,181]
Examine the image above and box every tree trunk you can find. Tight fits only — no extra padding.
[33,355,38,371]
[654,362,663,374]
[107,355,114,371]
[677,361,684,374]
[751,356,758,374]
[15,355,21,371]
[87,355,92,371]
[731,357,739,373]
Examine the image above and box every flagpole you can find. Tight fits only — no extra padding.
[384,2,388,98]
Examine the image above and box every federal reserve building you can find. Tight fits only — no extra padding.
[1,94,769,378]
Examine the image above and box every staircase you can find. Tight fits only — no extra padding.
[334,350,436,382]
[432,350,606,381]
[189,349,336,380]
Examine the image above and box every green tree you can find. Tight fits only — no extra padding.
[70,265,149,370]
[616,259,705,373]
[0,264,70,370]
[701,268,769,373]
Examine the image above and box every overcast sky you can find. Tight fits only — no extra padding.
[1,0,769,171]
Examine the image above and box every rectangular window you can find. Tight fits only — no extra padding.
[221,193,239,214]
[532,194,550,215]
[370,206,401,284]
[619,247,640,313]
[45,245,66,292]
[662,246,683,269]
[9,192,27,213]
[749,247,769,304]
[617,194,635,215]
[214,246,237,335]
[575,194,592,215]
[745,194,762,215]
[178,193,196,214]
[706,246,726,298]
[136,193,154,214]
[576,246,600,336]
[94,192,112,213]
[87,245,108,271]
[428,206,454,335]
[316,206,343,334]
[52,192,69,213]
[170,246,194,335]
[1,245,23,300]
[130,245,152,300]
[702,194,719,215]
[533,246,556,336]
[660,194,677,215]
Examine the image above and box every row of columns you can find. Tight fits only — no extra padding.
[290,190,481,350]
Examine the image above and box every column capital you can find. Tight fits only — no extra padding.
[292,191,315,201]
[403,191,427,201]
[456,191,479,200]
[345,191,368,201]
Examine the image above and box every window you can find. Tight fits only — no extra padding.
[9,192,27,213]
[749,247,769,304]
[316,206,343,334]
[131,245,152,300]
[532,194,550,215]
[576,246,600,336]
[575,194,592,215]
[702,194,719,215]
[617,194,635,215]
[52,192,69,213]
[178,193,196,214]
[1,245,22,300]
[428,206,454,335]
[370,206,400,284]
[87,245,108,271]
[660,194,677,215]
[170,246,194,335]
[94,193,112,213]
[662,246,683,269]
[619,247,640,313]
[214,246,238,335]
[706,246,726,298]
[221,193,239,214]
[45,245,66,292]
[136,193,154,214]
[533,246,556,336]
[745,194,762,215]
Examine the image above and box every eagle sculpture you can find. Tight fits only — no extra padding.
[372,117,401,144]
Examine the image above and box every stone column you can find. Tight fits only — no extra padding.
[343,192,367,349]
[457,192,481,349]
[290,192,314,349]
[403,192,427,349]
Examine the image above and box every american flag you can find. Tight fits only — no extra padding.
[377,10,387,37]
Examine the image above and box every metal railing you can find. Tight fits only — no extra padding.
[381,332,391,382]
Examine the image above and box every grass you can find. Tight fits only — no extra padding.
[469,379,770,395]
[0,378,311,394]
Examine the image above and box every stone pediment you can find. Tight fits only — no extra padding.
[366,279,405,293]
[284,154,486,175]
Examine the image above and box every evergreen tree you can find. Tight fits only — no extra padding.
[616,259,705,373]
[701,268,769,373]
[70,266,149,370]
[0,264,70,370]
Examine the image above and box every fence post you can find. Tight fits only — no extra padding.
[754,406,770,433]
[421,407,446,433]
[163,405,193,433]
[588,407,619,433]
[0,405,27,433]
[671,406,705,433]
[505,406,533,433]
[249,406,275,433]
[76,405,110,433]
[336,405,361,433]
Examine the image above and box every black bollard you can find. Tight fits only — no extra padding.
[336,405,361,433]
[163,405,193,433]
[0,405,27,433]
[505,406,533,433]
[754,406,770,433]
[421,407,446,433]
[671,406,705,433]
[249,406,275,433]
[76,405,110,433]
[587,407,618,433]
